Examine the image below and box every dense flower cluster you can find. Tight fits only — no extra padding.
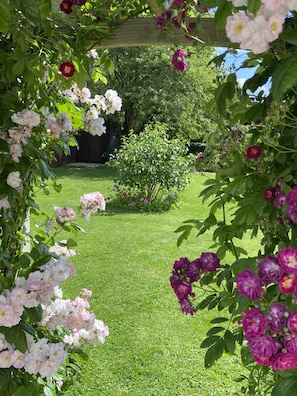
[225,0,295,53]
[64,83,122,136]
[236,247,297,370]
[170,253,220,315]
[264,183,297,221]
[41,288,109,347]
[80,191,106,221]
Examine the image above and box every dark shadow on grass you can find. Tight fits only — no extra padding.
[104,201,174,216]
[52,165,117,180]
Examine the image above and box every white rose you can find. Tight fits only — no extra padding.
[7,171,22,189]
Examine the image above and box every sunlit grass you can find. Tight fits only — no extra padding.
[35,165,258,396]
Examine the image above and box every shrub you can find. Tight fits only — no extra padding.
[108,123,193,211]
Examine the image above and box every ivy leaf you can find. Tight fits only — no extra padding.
[271,54,297,100]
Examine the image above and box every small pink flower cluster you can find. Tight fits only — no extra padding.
[225,0,294,54]
[54,205,77,223]
[80,191,106,221]
[0,258,75,328]
[237,247,297,370]
[49,241,76,259]
[41,288,109,347]
[0,256,109,378]
[170,253,220,315]
[5,107,73,165]
[0,333,67,378]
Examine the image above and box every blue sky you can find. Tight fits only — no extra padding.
[215,47,271,95]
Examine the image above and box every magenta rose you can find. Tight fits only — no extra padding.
[179,298,195,315]
[278,247,297,275]
[286,186,297,221]
[285,337,297,354]
[241,308,266,339]
[264,187,275,201]
[288,312,297,335]
[236,269,262,301]
[279,273,297,294]
[248,334,280,359]
[173,280,192,300]
[171,49,188,72]
[245,145,262,159]
[173,257,189,271]
[271,352,297,370]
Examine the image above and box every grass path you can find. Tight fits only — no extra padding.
[36,166,248,395]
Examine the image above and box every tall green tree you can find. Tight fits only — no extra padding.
[98,45,222,141]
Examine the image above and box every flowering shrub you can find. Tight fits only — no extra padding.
[110,183,179,212]
[108,123,193,212]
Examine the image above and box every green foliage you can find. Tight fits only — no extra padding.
[94,46,222,140]
[108,123,193,211]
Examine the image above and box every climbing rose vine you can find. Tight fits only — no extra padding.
[164,0,297,394]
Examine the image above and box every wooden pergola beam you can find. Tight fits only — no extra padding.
[99,18,231,48]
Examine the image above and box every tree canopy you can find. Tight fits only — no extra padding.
[96,45,223,141]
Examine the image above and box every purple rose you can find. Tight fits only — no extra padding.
[199,252,220,272]
[273,193,286,208]
[185,259,202,282]
[236,269,262,301]
[271,352,297,371]
[286,186,297,221]
[173,257,189,271]
[278,247,297,275]
[242,308,266,339]
[173,280,192,300]
[285,337,297,354]
[170,271,180,288]
[288,312,297,335]
[248,334,280,359]
[265,303,288,334]
[258,256,283,285]
[179,298,195,315]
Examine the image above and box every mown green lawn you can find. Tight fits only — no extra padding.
[35,165,254,396]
